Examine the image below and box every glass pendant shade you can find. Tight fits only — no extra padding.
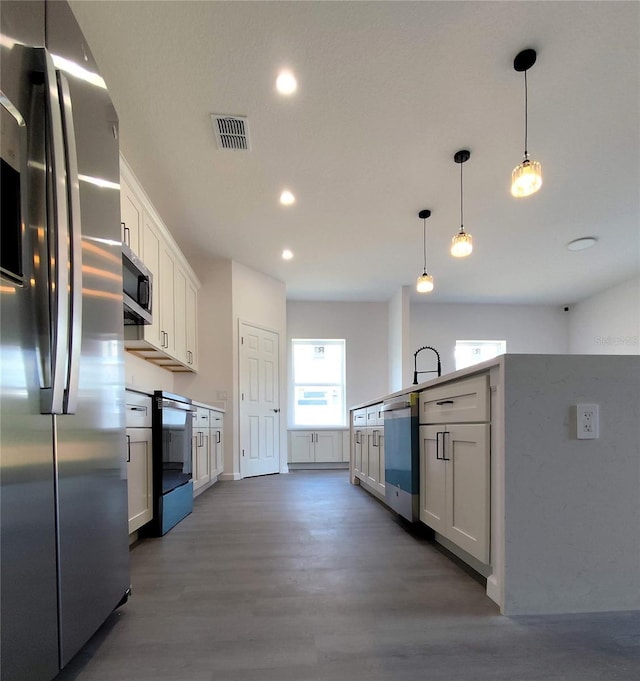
[416,272,434,293]
[451,231,473,258]
[511,157,542,197]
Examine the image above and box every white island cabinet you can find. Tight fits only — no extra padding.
[349,354,640,617]
[419,375,490,564]
[351,404,385,499]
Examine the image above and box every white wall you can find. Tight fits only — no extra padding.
[232,262,287,476]
[568,276,640,354]
[388,286,411,392]
[125,352,174,393]
[410,302,569,377]
[287,301,388,416]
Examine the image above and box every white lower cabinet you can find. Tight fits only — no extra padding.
[210,410,224,478]
[418,374,491,565]
[125,390,154,535]
[192,408,211,493]
[126,427,153,534]
[288,430,344,464]
[352,426,363,475]
[351,405,384,495]
[365,425,385,495]
[193,405,224,496]
[419,422,490,564]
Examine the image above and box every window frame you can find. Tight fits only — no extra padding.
[290,338,346,428]
[454,339,507,371]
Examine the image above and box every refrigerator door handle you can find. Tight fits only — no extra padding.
[57,72,83,415]
[41,51,70,415]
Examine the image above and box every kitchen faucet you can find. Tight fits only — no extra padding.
[413,346,442,385]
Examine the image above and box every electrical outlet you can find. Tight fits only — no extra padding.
[576,403,599,439]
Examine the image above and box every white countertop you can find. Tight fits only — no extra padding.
[349,354,503,411]
[191,399,225,413]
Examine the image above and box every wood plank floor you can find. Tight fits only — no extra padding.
[57,470,639,681]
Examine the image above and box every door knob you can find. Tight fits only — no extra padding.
[272,408,280,413]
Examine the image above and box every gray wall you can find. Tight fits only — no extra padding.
[502,354,640,614]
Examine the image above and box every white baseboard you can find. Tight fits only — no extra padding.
[218,472,241,481]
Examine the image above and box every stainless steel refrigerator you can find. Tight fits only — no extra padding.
[1,2,130,680]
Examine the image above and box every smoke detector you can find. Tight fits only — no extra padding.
[210,114,251,151]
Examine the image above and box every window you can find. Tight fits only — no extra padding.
[455,340,506,371]
[291,339,346,427]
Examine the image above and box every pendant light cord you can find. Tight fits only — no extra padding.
[422,217,427,273]
[460,160,464,233]
[523,69,529,158]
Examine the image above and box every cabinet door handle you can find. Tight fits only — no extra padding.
[122,223,130,247]
[436,400,454,406]
[216,430,221,444]
[126,434,131,463]
[436,431,443,460]
[442,430,451,461]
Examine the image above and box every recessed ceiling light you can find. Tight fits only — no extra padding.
[280,190,295,206]
[282,249,293,260]
[276,70,297,95]
[567,237,598,251]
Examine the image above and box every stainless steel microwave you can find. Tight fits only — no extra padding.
[122,243,153,325]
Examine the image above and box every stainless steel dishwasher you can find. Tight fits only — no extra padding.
[382,393,420,522]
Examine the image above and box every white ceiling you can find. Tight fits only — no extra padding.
[69,0,639,304]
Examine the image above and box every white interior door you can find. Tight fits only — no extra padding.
[239,323,280,478]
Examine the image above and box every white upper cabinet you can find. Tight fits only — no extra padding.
[120,174,142,256]
[120,156,200,372]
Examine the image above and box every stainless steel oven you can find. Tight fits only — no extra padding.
[147,391,195,536]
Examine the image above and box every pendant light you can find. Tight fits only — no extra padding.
[511,48,542,197]
[451,149,472,257]
[416,209,434,293]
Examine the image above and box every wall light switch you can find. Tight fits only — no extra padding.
[576,403,599,439]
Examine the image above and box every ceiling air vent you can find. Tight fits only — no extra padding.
[210,114,251,151]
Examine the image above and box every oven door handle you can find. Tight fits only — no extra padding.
[161,399,196,412]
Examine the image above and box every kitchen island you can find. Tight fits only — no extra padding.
[349,354,640,616]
